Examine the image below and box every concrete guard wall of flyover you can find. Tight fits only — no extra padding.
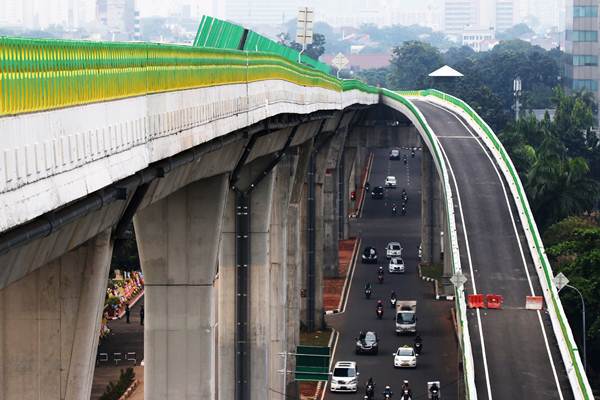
[421,93,594,399]
[420,146,443,266]
[381,92,478,400]
[0,80,377,234]
[0,229,112,400]
[133,174,229,400]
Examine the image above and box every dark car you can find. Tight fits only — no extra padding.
[356,331,379,355]
[361,246,378,264]
[371,186,384,199]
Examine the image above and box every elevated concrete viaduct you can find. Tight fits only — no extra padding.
[0,84,441,399]
[0,36,591,399]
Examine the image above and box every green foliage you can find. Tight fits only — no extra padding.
[497,23,534,40]
[388,41,443,90]
[546,217,600,387]
[499,89,600,229]
[289,33,327,61]
[99,368,135,400]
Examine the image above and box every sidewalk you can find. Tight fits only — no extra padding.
[91,297,145,400]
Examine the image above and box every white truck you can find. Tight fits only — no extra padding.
[395,300,417,334]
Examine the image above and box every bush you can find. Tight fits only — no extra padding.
[99,368,135,400]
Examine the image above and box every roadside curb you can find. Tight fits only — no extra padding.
[434,279,455,301]
[417,263,436,283]
[418,264,454,301]
[325,238,361,315]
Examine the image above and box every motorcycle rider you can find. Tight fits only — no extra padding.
[382,385,393,398]
[401,380,411,396]
[365,378,375,398]
[376,300,384,318]
[392,203,398,215]
[414,334,423,354]
[365,283,372,298]
[429,382,440,399]
[390,290,397,308]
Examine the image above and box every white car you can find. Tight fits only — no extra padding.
[389,149,400,160]
[384,176,397,188]
[330,361,359,392]
[389,257,405,273]
[393,346,417,368]
[386,242,403,259]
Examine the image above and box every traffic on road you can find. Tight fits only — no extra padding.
[325,148,459,400]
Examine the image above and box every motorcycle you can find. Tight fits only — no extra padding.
[400,389,412,400]
[390,296,397,308]
[365,287,372,299]
[415,336,423,355]
[401,206,406,216]
[392,204,397,215]
[403,156,408,165]
[377,272,384,284]
[365,182,370,191]
[411,150,415,158]
[376,307,383,319]
[365,383,375,399]
[430,388,440,400]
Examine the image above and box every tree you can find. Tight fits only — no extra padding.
[496,23,534,40]
[289,33,327,60]
[387,41,442,90]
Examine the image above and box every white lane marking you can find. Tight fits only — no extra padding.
[436,134,494,400]
[427,100,564,399]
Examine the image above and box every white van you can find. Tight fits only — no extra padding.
[329,361,359,392]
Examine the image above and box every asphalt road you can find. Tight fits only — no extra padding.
[325,148,459,400]
[412,100,573,400]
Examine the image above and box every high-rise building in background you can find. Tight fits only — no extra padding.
[495,1,515,32]
[444,0,514,38]
[564,0,600,121]
[443,0,480,36]
[96,0,137,39]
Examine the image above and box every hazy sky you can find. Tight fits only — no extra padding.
[1,0,564,31]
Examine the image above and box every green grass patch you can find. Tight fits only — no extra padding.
[420,263,443,281]
[300,328,332,347]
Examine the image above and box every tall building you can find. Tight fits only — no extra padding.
[444,0,479,37]
[564,0,600,119]
[495,0,515,32]
[97,0,137,39]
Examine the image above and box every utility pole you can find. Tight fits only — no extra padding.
[296,7,314,63]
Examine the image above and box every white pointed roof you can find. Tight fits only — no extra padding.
[428,65,464,77]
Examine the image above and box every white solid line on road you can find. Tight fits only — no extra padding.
[427,100,564,399]
[435,134,494,400]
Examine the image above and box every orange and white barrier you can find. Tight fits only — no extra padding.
[525,296,544,310]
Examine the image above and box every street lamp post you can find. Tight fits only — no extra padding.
[555,272,587,372]
[564,284,587,372]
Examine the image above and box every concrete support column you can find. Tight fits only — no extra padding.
[317,130,348,279]
[0,230,112,400]
[218,156,277,400]
[285,142,312,397]
[342,147,357,239]
[134,174,229,400]
[421,146,442,265]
